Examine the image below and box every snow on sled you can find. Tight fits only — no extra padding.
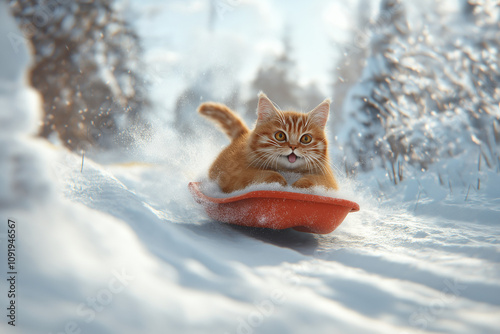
[188,182,360,234]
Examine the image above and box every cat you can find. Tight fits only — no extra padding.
[198,92,338,193]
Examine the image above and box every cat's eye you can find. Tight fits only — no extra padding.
[300,134,312,144]
[274,131,286,141]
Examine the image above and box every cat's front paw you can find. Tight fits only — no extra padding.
[292,177,314,189]
[262,172,287,187]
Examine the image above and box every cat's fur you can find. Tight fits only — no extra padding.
[198,92,338,193]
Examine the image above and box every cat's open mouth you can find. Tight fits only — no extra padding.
[277,153,303,170]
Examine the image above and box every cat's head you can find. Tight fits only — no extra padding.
[248,92,331,173]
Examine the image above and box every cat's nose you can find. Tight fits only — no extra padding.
[289,145,298,151]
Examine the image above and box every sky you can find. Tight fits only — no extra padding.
[123,0,466,119]
[125,0,380,113]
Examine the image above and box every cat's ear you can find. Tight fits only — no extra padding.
[257,92,278,122]
[308,99,331,128]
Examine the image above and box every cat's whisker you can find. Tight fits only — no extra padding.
[276,109,287,127]
[259,155,271,170]
[306,154,332,177]
[304,115,311,129]
[257,134,281,147]
[264,141,281,148]
[315,156,333,174]
[262,157,275,171]
[264,154,278,170]
[329,161,343,176]
[303,155,315,174]
[252,151,279,171]
[249,152,268,167]
[267,153,282,170]
[251,155,270,169]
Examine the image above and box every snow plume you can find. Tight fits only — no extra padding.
[116,105,227,183]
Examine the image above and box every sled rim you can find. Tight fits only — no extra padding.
[188,182,360,212]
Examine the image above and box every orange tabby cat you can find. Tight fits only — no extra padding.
[198,92,338,193]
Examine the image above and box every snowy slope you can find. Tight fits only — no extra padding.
[2,2,500,334]
[4,136,500,333]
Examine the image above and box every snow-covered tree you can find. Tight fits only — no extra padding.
[340,0,500,182]
[9,0,150,151]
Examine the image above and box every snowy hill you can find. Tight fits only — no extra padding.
[1,1,500,334]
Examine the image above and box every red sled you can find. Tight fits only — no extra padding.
[188,182,360,234]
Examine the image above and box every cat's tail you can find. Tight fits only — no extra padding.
[198,102,249,140]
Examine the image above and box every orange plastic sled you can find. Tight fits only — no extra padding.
[188,182,360,234]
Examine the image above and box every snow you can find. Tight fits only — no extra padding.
[196,177,360,204]
[1,1,500,334]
